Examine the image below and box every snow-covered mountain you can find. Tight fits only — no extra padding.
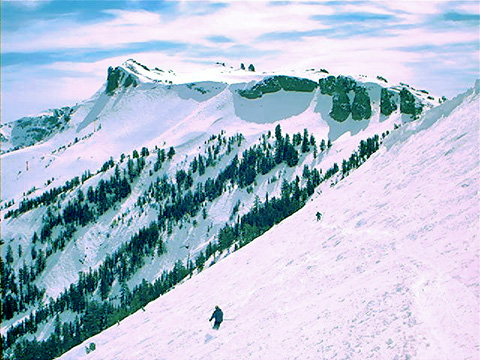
[1,59,476,360]
[0,59,440,200]
[58,78,479,360]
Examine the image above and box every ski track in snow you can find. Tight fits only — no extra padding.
[56,83,480,359]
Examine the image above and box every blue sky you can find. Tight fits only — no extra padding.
[1,0,479,122]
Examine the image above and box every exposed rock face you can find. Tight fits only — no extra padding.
[321,75,358,122]
[330,91,351,122]
[106,67,138,95]
[319,75,337,95]
[238,75,318,99]
[400,88,423,118]
[351,86,372,121]
[7,107,74,150]
[380,88,398,116]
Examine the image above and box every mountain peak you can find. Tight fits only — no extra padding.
[121,58,151,74]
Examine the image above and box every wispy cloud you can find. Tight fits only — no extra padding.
[443,11,480,23]
[206,35,235,44]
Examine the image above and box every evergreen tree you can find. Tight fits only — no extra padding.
[190,157,198,173]
[198,155,206,176]
[141,147,149,157]
[301,128,310,153]
[320,139,326,152]
[284,142,299,167]
[275,124,282,142]
[195,251,206,270]
[274,125,284,165]
[158,148,166,163]
[32,232,38,244]
[6,245,14,264]
[167,146,176,160]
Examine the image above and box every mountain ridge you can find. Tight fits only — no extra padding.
[56,78,479,360]
[1,60,476,360]
[0,59,441,203]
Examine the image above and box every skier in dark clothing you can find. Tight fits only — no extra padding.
[209,306,223,330]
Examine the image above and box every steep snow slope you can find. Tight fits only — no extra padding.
[58,83,479,360]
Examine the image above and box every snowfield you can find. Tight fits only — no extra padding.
[56,83,479,359]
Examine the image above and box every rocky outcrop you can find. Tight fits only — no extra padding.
[322,75,358,122]
[400,88,423,118]
[351,86,372,121]
[330,91,352,122]
[238,76,318,99]
[8,107,74,150]
[106,67,138,95]
[380,88,398,116]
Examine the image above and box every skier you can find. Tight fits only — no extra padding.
[209,306,223,330]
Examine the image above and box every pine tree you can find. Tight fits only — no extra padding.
[301,128,310,153]
[275,124,282,142]
[190,157,198,173]
[141,147,149,157]
[274,125,284,164]
[198,250,209,270]
[6,245,14,264]
[167,146,176,160]
[320,139,326,152]
[198,155,205,175]
[285,142,299,167]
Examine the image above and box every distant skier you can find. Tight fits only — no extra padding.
[209,306,223,330]
[316,211,322,221]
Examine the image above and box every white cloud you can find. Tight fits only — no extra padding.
[2,2,333,53]
[378,0,450,15]
[455,2,480,14]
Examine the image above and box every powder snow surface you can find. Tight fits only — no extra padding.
[57,85,479,359]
